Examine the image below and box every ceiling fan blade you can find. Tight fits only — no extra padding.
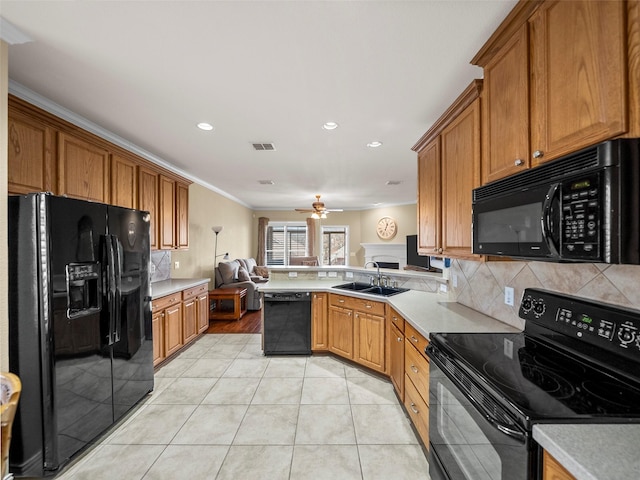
[295,208,314,213]
[325,208,343,212]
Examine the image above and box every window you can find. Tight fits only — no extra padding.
[322,226,348,265]
[266,223,307,266]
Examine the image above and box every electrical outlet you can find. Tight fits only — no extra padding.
[452,274,458,288]
[328,271,338,278]
[504,286,515,306]
[150,264,156,273]
[317,271,327,278]
[439,283,448,293]
[345,271,354,279]
[288,271,298,278]
[174,261,180,269]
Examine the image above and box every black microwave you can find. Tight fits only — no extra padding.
[472,139,640,263]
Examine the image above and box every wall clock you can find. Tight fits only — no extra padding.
[376,216,398,240]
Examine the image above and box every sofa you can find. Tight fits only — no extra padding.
[215,258,268,311]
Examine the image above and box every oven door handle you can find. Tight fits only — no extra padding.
[430,352,527,445]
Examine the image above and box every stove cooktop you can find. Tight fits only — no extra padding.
[428,289,640,428]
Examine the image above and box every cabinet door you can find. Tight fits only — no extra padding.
[328,305,354,359]
[196,293,210,334]
[530,0,626,163]
[182,298,198,345]
[312,292,329,351]
[354,312,386,373]
[542,450,576,480]
[440,98,481,259]
[111,153,137,209]
[176,181,189,249]
[390,322,405,399]
[417,138,441,255]
[164,303,183,357]
[152,310,165,367]
[138,166,159,250]
[482,23,530,183]
[8,108,55,194]
[159,175,176,249]
[58,132,110,203]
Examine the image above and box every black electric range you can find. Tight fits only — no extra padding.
[426,288,640,480]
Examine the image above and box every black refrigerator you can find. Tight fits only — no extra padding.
[8,193,154,477]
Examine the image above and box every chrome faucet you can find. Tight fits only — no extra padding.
[364,261,381,286]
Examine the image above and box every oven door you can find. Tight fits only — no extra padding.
[428,353,534,480]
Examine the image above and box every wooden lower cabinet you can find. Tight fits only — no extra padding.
[542,450,576,480]
[354,311,386,373]
[152,282,208,367]
[312,292,329,351]
[328,304,354,359]
[404,323,430,448]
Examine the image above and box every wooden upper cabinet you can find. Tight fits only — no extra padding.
[417,138,441,255]
[111,153,138,209]
[8,108,55,194]
[58,132,110,203]
[482,23,531,183]
[138,166,159,250]
[440,97,481,259]
[529,0,627,164]
[176,182,189,249]
[159,175,176,250]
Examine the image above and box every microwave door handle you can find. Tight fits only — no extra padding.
[541,183,561,257]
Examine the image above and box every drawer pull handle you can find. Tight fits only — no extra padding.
[410,403,419,414]
[410,335,419,343]
[339,299,345,303]
[366,304,372,309]
[397,337,403,342]
[410,365,418,374]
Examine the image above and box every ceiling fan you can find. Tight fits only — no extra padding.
[295,195,343,218]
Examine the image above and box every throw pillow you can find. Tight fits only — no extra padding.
[253,266,269,278]
[218,260,240,285]
[237,266,251,282]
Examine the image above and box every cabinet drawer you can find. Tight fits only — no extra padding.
[153,292,181,311]
[183,283,208,300]
[329,293,354,308]
[404,373,429,447]
[405,323,429,359]
[405,340,430,403]
[388,307,405,332]
[351,297,385,316]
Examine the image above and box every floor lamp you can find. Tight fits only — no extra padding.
[212,226,229,267]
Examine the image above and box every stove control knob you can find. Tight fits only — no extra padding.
[533,300,546,316]
[521,296,533,313]
[618,327,636,345]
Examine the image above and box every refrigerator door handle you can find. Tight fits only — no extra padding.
[111,235,122,343]
[103,234,117,346]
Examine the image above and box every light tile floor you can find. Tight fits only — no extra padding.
[57,334,431,480]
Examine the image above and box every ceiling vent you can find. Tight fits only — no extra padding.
[258,180,275,185]
[252,143,276,151]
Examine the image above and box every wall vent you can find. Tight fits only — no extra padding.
[252,143,276,151]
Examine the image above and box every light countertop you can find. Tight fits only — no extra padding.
[533,424,640,480]
[259,279,520,340]
[151,278,210,298]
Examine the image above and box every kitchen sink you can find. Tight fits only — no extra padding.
[332,282,372,291]
[332,282,409,297]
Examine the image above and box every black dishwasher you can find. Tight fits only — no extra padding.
[263,292,312,355]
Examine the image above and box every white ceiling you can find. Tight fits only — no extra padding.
[1,0,516,212]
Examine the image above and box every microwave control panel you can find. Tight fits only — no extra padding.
[560,174,600,259]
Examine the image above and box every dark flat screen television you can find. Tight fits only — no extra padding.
[406,235,430,270]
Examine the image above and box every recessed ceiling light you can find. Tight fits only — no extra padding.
[367,141,383,148]
[323,122,338,130]
[197,122,214,131]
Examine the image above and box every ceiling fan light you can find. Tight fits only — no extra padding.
[311,212,320,219]
[320,213,327,219]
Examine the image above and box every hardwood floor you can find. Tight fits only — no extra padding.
[206,308,262,334]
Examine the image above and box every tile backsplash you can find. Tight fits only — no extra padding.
[449,259,640,329]
[150,250,171,282]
